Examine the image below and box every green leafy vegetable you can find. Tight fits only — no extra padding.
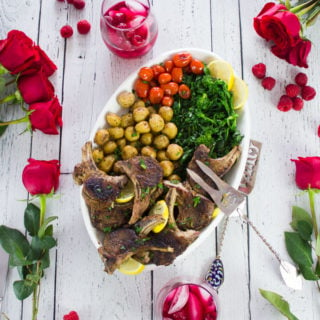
[259,289,300,320]
[172,70,242,173]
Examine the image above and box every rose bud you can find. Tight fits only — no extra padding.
[22,159,60,195]
[291,157,320,189]
[17,69,55,104]
[29,97,63,134]
[0,30,36,74]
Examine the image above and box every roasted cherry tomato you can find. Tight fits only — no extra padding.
[149,87,164,104]
[164,60,174,73]
[161,95,174,107]
[178,84,191,99]
[172,52,192,67]
[171,67,183,83]
[158,72,172,85]
[152,64,165,78]
[161,82,179,96]
[138,67,154,81]
[134,78,149,98]
[190,59,204,75]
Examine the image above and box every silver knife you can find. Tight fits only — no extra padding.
[0,246,9,312]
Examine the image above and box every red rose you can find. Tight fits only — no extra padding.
[18,69,55,104]
[291,157,320,189]
[32,46,57,77]
[0,30,36,74]
[271,39,311,68]
[254,2,301,49]
[22,159,60,195]
[29,97,63,134]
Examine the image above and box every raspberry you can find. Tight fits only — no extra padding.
[261,77,276,90]
[63,311,79,320]
[277,95,293,112]
[292,97,304,111]
[295,72,308,87]
[252,63,266,79]
[285,84,300,97]
[301,85,316,101]
[73,0,85,9]
[77,20,91,34]
[60,25,73,38]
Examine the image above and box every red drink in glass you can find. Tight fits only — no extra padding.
[155,278,219,320]
[100,0,158,58]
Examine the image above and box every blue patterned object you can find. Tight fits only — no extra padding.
[205,258,224,290]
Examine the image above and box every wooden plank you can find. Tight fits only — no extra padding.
[240,0,320,319]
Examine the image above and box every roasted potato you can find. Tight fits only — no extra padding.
[159,160,174,177]
[149,114,165,132]
[153,134,170,150]
[166,144,183,161]
[105,112,121,127]
[157,150,169,161]
[125,126,140,142]
[108,127,124,140]
[99,155,116,172]
[117,91,135,108]
[147,106,157,115]
[103,141,118,154]
[133,107,150,122]
[92,148,104,163]
[120,113,134,128]
[132,99,145,110]
[116,138,127,149]
[140,133,153,146]
[141,146,157,159]
[94,129,110,146]
[158,106,173,122]
[122,145,138,160]
[135,121,151,134]
[162,122,178,139]
[168,174,181,182]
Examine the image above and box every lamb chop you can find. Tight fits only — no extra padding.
[187,144,240,195]
[114,156,163,224]
[73,142,128,211]
[98,216,172,274]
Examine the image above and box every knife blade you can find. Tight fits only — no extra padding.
[0,246,9,312]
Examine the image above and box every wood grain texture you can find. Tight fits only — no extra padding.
[1,0,320,319]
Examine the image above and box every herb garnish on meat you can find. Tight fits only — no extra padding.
[172,68,243,171]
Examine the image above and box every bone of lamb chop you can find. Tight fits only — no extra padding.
[187,144,240,195]
[98,218,173,274]
[114,156,163,225]
[73,142,128,211]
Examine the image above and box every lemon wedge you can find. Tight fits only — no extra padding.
[115,181,135,204]
[207,60,235,90]
[118,257,145,275]
[148,200,169,233]
[230,76,248,110]
[212,207,221,219]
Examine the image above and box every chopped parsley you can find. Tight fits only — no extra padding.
[103,226,112,233]
[139,158,147,170]
[192,196,201,207]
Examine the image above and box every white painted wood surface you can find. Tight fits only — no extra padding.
[0,0,319,319]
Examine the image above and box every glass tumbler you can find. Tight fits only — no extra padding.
[100,0,158,58]
[154,276,220,320]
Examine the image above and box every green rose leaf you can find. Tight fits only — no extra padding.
[316,234,320,256]
[38,216,58,238]
[45,224,53,237]
[299,264,319,281]
[285,232,313,267]
[291,206,312,231]
[259,289,300,320]
[0,77,5,95]
[0,225,30,256]
[315,262,320,277]
[296,220,313,241]
[29,236,56,261]
[0,122,8,137]
[17,266,28,280]
[41,250,50,270]
[24,203,40,237]
[13,280,35,300]
[9,252,32,267]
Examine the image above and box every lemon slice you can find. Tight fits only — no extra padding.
[118,257,145,275]
[212,207,221,219]
[148,200,169,233]
[207,60,235,90]
[230,76,248,110]
[116,181,135,203]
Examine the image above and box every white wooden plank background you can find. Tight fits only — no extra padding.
[0,0,319,319]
